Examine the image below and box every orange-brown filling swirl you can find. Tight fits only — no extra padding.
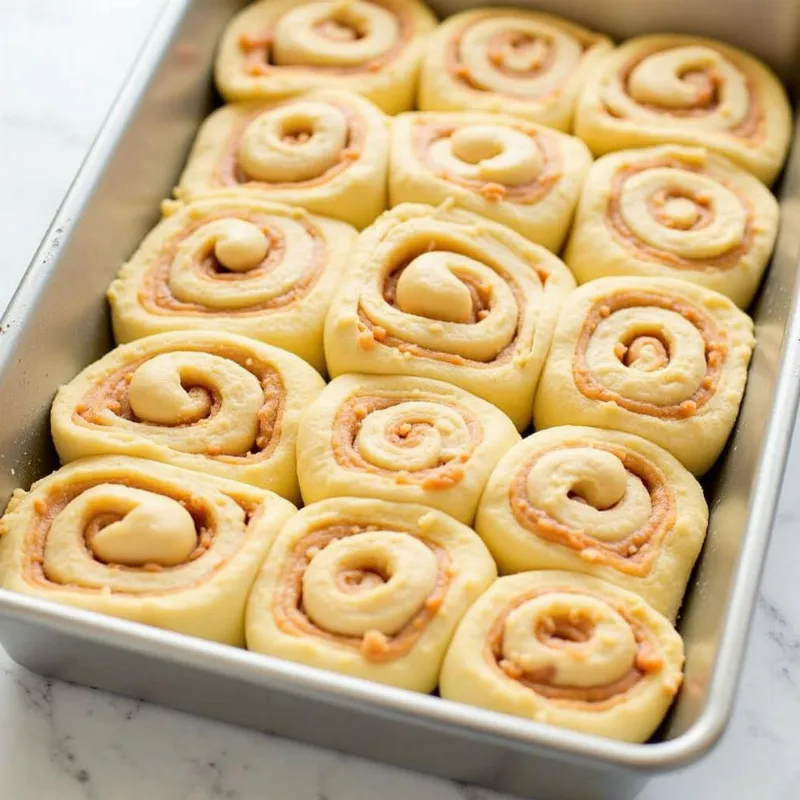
[74,344,285,463]
[606,49,764,141]
[411,121,562,204]
[238,1,414,77]
[356,310,521,367]
[447,18,598,99]
[509,444,676,576]
[331,394,480,489]
[573,291,726,419]
[24,480,258,592]
[356,240,538,367]
[139,210,327,315]
[215,97,365,189]
[606,157,754,269]
[485,586,668,708]
[272,523,452,663]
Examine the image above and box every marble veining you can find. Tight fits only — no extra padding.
[2,1,800,798]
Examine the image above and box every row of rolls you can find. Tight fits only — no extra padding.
[169,86,783,309]
[214,0,792,186]
[1,438,688,744]
[107,198,756,475]
[0,0,783,746]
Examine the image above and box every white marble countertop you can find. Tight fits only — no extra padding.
[2,2,800,798]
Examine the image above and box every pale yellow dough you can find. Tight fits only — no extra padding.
[108,198,356,373]
[418,8,613,131]
[215,0,437,114]
[323,203,576,430]
[296,374,521,524]
[439,571,684,743]
[564,145,779,309]
[475,426,708,620]
[175,90,390,229]
[0,456,297,646]
[574,35,792,185]
[50,331,325,502]
[390,111,592,252]
[533,277,755,476]
[246,497,497,691]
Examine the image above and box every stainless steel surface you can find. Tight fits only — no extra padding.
[1,1,800,798]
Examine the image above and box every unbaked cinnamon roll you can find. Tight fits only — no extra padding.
[475,426,708,620]
[439,571,684,743]
[324,203,576,430]
[108,198,356,372]
[296,374,520,523]
[175,90,389,229]
[0,456,297,645]
[215,0,437,114]
[419,8,612,131]
[533,277,755,476]
[246,497,496,691]
[575,35,792,185]
[564,145,779,308]
[50,331,325,502]
[390,111,592,252]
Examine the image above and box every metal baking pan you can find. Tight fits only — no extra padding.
[1,1,800,798]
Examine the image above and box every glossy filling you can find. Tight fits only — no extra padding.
[272,522,452,662]
[509,443,676,576]
[74,344,285,463]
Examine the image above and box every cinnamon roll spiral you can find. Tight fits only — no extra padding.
[440,571,684,743]
[324,203,576,430]
[0,456,297,645]
[419,8,613,131]
[175,90,389,229]
[475,426,708,619]
[50,331,325,502]
[390,111,592,252]
[296,374,520,523]
[108,198,356,372]
[246,497,496,691]
[215,0,437,114]
[533,277,755,475]
[574,35,792,185]
[564,145,779,308]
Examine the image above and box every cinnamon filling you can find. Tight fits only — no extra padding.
[74,344,285,462]
[23,479,259,593]
[606,157,754,269]
[536,615,593,645]
[446,17,602,99]
[215,97,366,189]
[238,1,413,76]
[272,523,452,663]
[680,68,721,107]
[485,30,556,78]
[356,240,539,367]
[606,50,764,141]
[509,444,676,576]
[83,512,125,553]
[338,568,386,592]
[412,121,563,204]
[331,394,479,488]
[486,587,669,708]
[621,335,669,371]
[574,291,726,419]
[138,210,327,316]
